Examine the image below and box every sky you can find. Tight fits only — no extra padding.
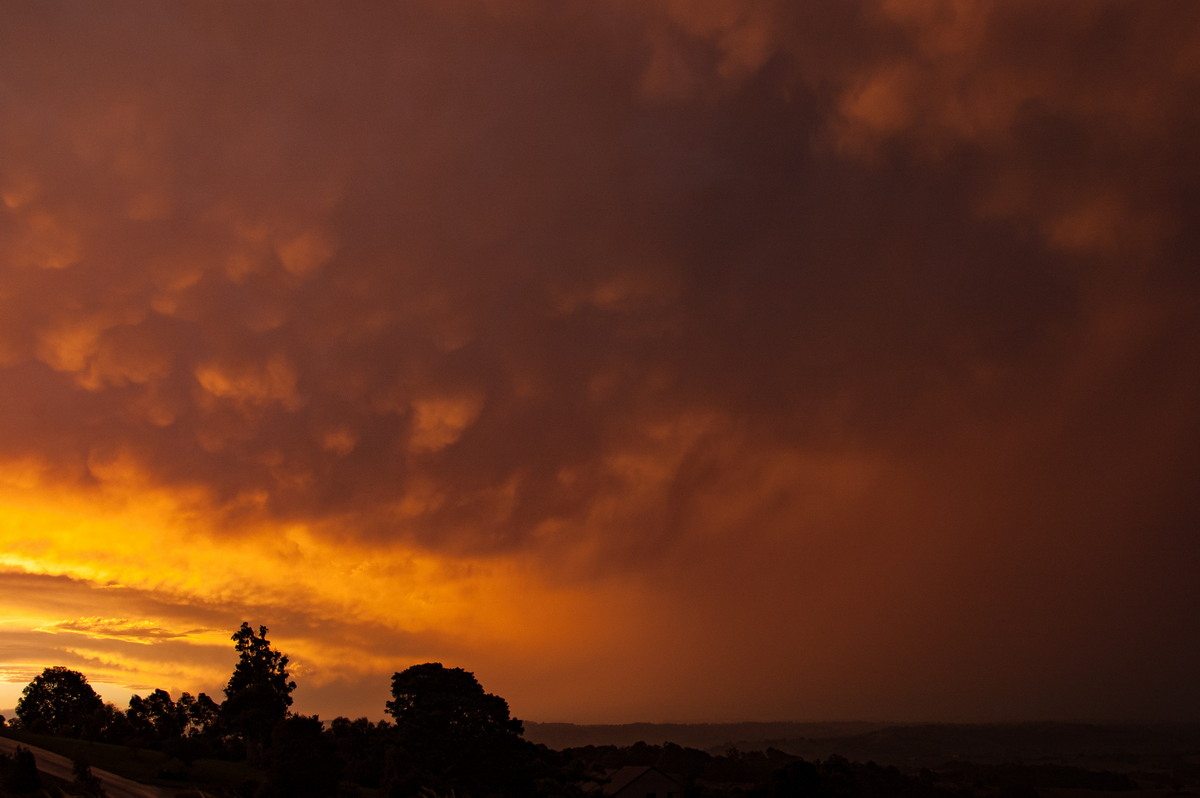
[1,0,1199,726]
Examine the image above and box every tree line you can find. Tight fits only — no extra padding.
[1,622,579,797]
[0,623,1146,798]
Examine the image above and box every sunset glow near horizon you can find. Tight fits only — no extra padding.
[2,1,1199,725]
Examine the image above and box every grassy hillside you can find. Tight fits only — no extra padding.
[0,728,262,795]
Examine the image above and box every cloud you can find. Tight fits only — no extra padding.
[35,618,211,644]
[0,0,1197,722]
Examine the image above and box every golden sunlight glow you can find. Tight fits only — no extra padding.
[0,454,624,706]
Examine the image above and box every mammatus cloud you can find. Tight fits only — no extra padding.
[0,1,1198,723]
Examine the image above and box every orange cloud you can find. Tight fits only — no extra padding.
[34,618,213,644]
[0,0,1197,724]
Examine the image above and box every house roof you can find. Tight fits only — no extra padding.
[602,765,679,796]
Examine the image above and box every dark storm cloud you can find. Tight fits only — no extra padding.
[2,0,1199,721]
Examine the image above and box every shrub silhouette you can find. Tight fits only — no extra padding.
[1,745,41,793]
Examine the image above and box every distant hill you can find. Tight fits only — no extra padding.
[525,721,1200,775]
[769,722,1200,770]
[524,721,888,751]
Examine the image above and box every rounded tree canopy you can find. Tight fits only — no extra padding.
[386,662,523,743]
[15,666,104,737]
[385,663,534,796]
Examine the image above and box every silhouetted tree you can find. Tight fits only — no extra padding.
[770,758,821,796]
[258,714,342,798]
[180,690,221,737]
[221,622,296,763]
[0,745,41,793]
[385,662,535,797]
[124,688,220,764]
[72,750,107,798]
[386,662,523,743]
[86,701,131,743]
[328,716,392,789]
[164,690,223,763]
[127,688,185,746]
[14,666,104,737]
